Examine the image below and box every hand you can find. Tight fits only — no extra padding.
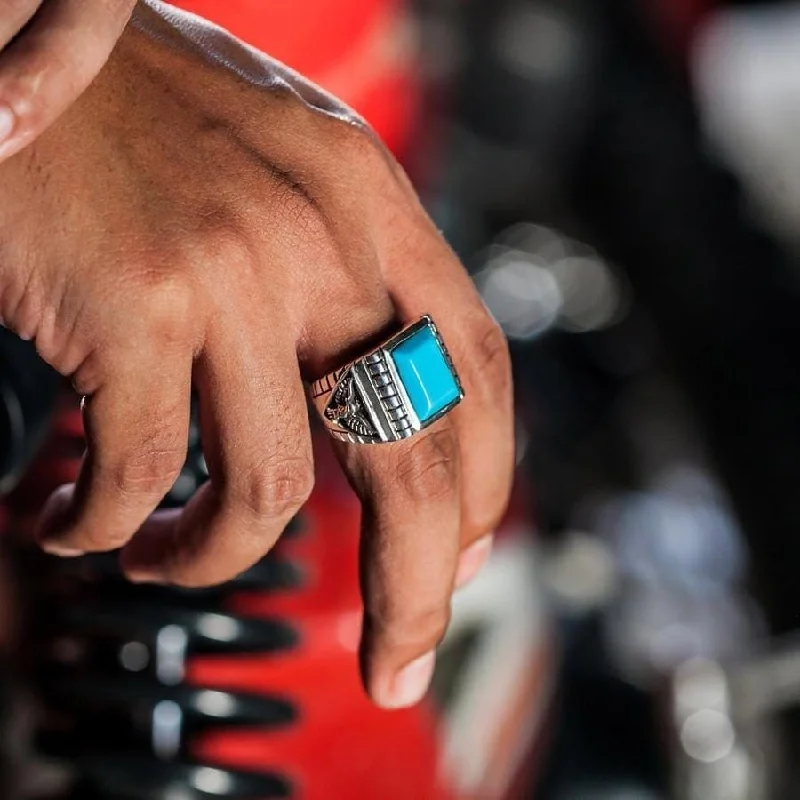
[0,1,514,709]
[0,0,137,162]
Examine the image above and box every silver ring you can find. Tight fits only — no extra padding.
[309,315,464,444]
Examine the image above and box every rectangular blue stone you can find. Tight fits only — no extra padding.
[390,324,460,423]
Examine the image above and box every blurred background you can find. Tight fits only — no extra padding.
[1,0,800,797]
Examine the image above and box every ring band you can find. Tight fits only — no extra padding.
[310,316,464,444]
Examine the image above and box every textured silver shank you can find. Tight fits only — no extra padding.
[363,350,420,439]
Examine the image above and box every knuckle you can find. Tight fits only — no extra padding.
[114,447,187,499]
[231,454,315,520]
[472,318,512,396]
[395,428,459,503]
[184,219,253,270]
[2,83,43,137]
[132,271,197,347]
[10,50,93,118]
[332,116,394,176]
[321,256,388,317]
[1,44,100,141]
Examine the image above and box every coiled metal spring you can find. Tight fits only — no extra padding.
[16,405,303,799]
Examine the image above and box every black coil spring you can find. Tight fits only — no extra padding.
[21,416,303,799]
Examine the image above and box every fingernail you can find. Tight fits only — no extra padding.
[455,534,493,589]
[380,651,436,709]
[0,106,15,144]
[41,542,84,558]
[121,562,165,585]
[125,571,165,585]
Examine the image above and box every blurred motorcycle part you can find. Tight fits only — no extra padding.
[0,329,59,495]
[694,4,800,249]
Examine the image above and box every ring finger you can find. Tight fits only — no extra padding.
[305,298,463,710]
[382,212,515,556]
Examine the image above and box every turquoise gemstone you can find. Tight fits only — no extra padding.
[391,325,460,423]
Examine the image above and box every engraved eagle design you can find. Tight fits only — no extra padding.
[324,375,376,438]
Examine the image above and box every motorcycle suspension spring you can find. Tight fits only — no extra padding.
[12,401,303,800]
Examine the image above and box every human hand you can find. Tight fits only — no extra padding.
[0,1,514,709]
[0,0,137,162]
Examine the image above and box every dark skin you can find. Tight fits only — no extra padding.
[0,1,514,708]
